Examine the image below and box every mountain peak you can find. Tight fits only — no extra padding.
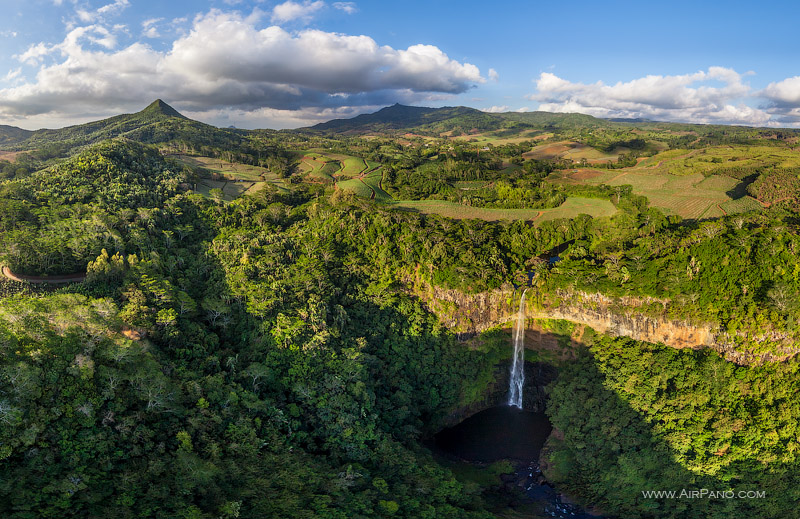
[140,99,186,119]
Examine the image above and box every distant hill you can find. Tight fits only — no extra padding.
[2,100,250,154]
[308,103,615,135]
[0,125,33,147]
[310,103,501,134]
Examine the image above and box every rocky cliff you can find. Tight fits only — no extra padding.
[437,360,557,429]
[408,279,798,365]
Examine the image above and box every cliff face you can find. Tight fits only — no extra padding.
[437,361,557,429]
[408,280,798,365]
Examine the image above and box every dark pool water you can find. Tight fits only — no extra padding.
[434,405,552,462]
[433,405,603,519]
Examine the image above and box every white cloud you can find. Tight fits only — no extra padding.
[142,18,163,38]
[529,67,770,126]
[488,68,498,82]
[97,0,129,16]
[72,0,129,25]
[0,10,484,128]
[271,1,325,23]
[333,2,357,14]
[759,76,800,123]
[481,105,508,113]
[17,42,53,65]
[3,68,22,82]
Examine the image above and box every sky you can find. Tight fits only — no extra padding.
[2,0,800,130]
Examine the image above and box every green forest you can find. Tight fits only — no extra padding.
[1,101,800,518]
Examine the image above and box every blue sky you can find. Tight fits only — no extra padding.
[2,0,800,129]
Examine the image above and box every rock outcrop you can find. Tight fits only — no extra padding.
[408,279,798,365]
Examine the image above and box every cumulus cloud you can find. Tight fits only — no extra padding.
[0,9,483,127]
[759,77,800,123]
[333,2,357,14]
[481,105,508,113]
[488,68,498,82]
[529,67,771,126]
[271,1,325,23]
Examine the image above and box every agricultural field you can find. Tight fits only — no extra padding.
[547,154,767,219]
[639,145,800,176]
[523,140,628,163]
[171,154,267,181]
[337,166,391,201]
[168,154,287,200]
[0,150,26,161]
[298,150,378,182]
[451,129,545,145]
[298,153,336,181]
[720,196,764,215]
[390,196,616,223]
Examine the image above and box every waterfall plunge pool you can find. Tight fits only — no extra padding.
[433,405,551,462]
[431,406,602,518]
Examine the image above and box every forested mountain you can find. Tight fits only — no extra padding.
[0,125,32,146]
[308,103,613,135]
[0,100,255,157]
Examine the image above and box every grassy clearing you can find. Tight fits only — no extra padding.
[537,197,617,222]
[0,150,26,161]
[390,196,616,223]
[453,180,492,190]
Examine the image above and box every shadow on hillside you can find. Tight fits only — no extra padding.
[544,345,792,519]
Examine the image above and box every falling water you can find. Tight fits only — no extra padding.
[508,289,527,408]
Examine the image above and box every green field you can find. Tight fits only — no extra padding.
[523,140,628,163]
[340,156,367,177]
[720,196,764,215]
[171,154,267,181]
[549,166,752,219]
[640,145,800,176]
[338,168,392,201]
[171,154,285,200]
[193,179,267,201]
[300,155,335,181]
[390,196,616,223]
[363,169,391,201]
[337,178,374,198]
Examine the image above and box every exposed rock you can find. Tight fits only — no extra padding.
[407,279,799,365]
[438,360,556,429]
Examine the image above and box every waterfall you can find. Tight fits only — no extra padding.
[508,289,527,408]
